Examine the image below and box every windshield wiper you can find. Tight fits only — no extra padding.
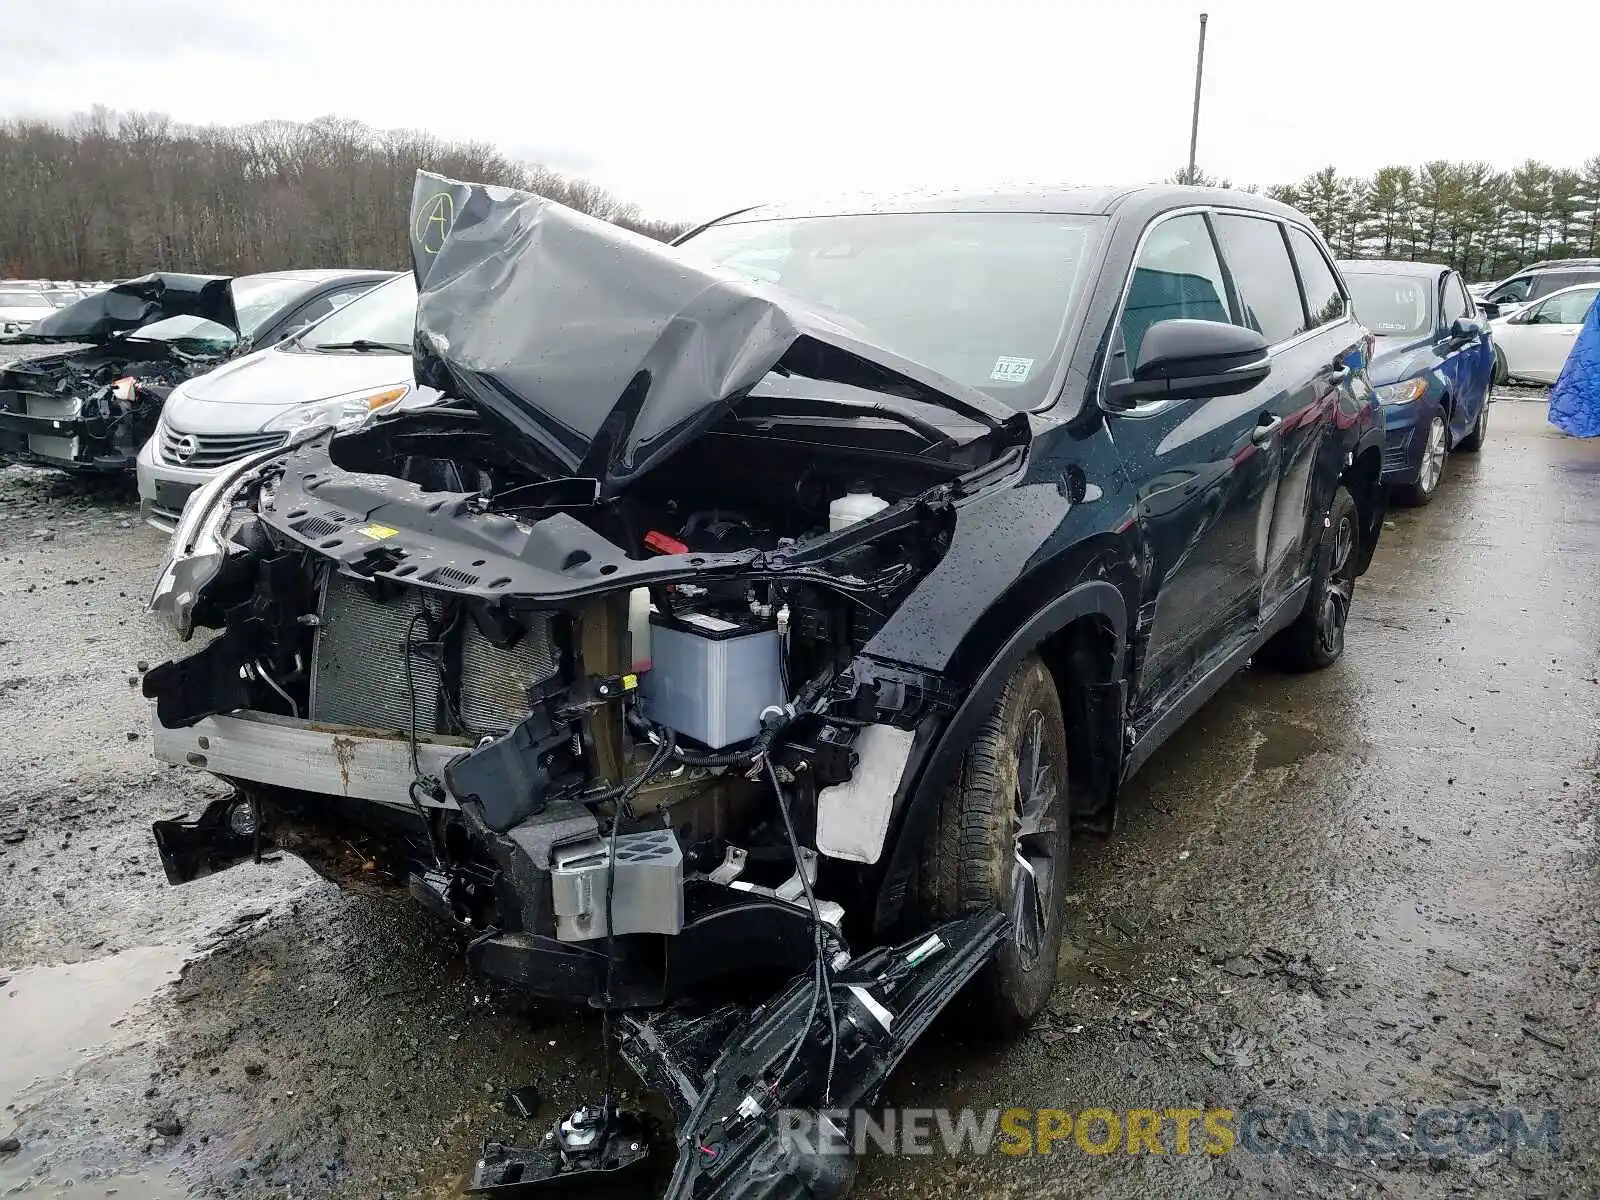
[311,339,410,354]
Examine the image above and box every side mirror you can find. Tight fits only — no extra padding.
[1104,319,1271,411]
[1476,300,1501,320]
[1449,316,1485,341]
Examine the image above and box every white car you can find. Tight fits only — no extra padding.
[1490,281,1600,385]
[136,273,427,529]
[0,286,54,334]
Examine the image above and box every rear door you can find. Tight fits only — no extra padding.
[1518,287,1600,382]
[1106,210,1281,712]
[1214,214,1356,626]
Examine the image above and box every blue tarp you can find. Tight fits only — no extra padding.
[1549,291,1600,437]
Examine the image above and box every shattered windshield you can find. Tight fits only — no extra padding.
[676,211,1103,410]
[126,314,239,350]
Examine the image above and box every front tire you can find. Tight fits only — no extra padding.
[1257,485,1359,672]
[1394,412,1447,506]
[1493,346,1508,386]
[914,654,1071,1031]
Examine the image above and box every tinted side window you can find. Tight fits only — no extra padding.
[1112,213,1232,380]
[1286,226,1345,328]
[1212,215,1306,344]
[1439,273,1469,324]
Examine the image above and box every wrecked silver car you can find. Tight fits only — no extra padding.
[0,274,241,472]
[143,171,1385,1195]
[0,269,393,473]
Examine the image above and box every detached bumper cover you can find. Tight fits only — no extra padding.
[471,909,1011,1199]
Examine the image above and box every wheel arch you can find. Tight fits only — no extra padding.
[1343,442,1385,577]
[868,580,1129,936]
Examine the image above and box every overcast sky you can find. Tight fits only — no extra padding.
[5,0,1596,223]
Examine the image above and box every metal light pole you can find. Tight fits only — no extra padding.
[1186,13,1208,184]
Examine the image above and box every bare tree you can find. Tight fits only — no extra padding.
[0,109,690,279]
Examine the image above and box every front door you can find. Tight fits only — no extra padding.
[1436,270,1493,439]
[1106,211,1279,713]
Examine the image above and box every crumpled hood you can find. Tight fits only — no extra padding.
[20,273,238,343]
[408,171,1023,498]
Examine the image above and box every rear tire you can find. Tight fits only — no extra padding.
[1457,397,1489,453]
[1257,486,1359,672]
[1493,346,1508,386]
[913,654,1071,1032]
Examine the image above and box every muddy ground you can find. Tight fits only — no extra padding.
[1,394,1596,1199]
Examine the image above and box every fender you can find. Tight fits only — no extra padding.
[869,578,1128,935]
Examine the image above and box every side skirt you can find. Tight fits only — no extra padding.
[1121,577,1312,781]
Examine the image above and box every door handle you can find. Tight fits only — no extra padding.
[1251,414,1282,445]
[1323,365,1351,385]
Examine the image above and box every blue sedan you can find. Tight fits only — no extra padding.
[1339,260,1495,505]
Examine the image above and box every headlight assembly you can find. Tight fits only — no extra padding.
[1375,378,1427,405]
[147,446,288,639]
[263,386,409,435]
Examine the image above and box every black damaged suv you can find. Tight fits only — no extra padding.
[144,174,1384,1195]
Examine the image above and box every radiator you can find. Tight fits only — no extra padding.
[307,574,561,738]
[309,575,443,735]
[459,612,561,735]
[25,394,80,462]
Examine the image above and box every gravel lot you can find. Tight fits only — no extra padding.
[1,388,1596,1199]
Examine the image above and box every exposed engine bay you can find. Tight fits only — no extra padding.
[147,401,980,965]
[143,404,1017,1199]
[0,343,200,470]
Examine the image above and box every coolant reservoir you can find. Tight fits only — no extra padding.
[829,490,889,531]
[628,588,653,672]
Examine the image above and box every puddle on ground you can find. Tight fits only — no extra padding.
[1,946,189,1195]
[0,1157,187,1199]
[0,945,186,1109]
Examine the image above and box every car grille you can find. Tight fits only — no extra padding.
[307,574,562,738]
[158,422,287,469]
